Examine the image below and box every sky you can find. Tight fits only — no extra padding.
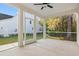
[0,3,39,19]
[0,3,17,16]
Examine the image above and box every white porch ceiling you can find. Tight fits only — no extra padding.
[9,3,79,18]
[23,3,79,18]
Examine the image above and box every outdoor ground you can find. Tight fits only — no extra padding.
[0,39,78,56]
[0,33,43,45]
[0,33,76,45]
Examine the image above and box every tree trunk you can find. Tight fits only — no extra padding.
[66,15,72,40]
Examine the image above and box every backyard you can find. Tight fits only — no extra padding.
[0,14,77,45]
[40,14,77,41]
[0,33,43,45]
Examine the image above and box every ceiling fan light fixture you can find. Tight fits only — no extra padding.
[34,3,53,10]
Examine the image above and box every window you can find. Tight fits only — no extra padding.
[32,27,33,30]
[14,29,17,32]
[1,27,3,29]
[30,20,32,24]
[39,28,42,31]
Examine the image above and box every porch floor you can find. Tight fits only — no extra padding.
[0,39,79,56]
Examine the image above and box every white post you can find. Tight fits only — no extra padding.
[43,19,46,39]
[23,11,27,44]
[18,9,24,47]
[73,13,79,46]
[33,16,36,41]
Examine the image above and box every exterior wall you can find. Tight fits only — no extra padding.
[36,17,43,33]
[25,12,43,33]
[0,15,42,37]
[0,15,18,37]
[25,17,42,33]
[25,19,33,33]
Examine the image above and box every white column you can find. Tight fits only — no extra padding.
[73,13,79,46]
[33,16,37,41]
[18,9,24,47]
[23,12,26,44]
[43,19,46,39]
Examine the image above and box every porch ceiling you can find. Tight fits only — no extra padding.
[9,3,79,18]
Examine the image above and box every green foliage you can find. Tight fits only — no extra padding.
[39,19,44,26]
[46,15,77,33]
[46,15,77,41]
[0,33,43,45]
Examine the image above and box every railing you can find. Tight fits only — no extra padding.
[46,32,77,41]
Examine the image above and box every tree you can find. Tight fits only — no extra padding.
[66,15,72,40]
[46,17,61,32]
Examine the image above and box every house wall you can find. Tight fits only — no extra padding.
[0,15,18,37]
[25,17,42,33]
[0,14,42,37]
[25,12,43,33]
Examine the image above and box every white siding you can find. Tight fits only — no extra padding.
[0,14,42,37]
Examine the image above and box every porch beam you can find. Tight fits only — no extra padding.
[18,9,24,47]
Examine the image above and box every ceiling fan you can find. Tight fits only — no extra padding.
[34,3,53,10]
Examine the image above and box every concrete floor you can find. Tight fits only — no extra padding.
[0,39,79,56]
[0,42,18,51]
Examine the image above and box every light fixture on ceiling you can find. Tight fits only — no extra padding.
[34,3,53,10]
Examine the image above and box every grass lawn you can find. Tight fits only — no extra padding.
[0,35,18,45]
[37,33,43,39]
[26,33,43,40]
[0,33,43,45]
[46,33,76,41]
[0,33,76,45]
[47,35,65,40]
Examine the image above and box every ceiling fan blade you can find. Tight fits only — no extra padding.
[34,3,50,5]
[34,3,44,5]
[43,3,50,4]
[47,5,53,8]
[41,7,44,10]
